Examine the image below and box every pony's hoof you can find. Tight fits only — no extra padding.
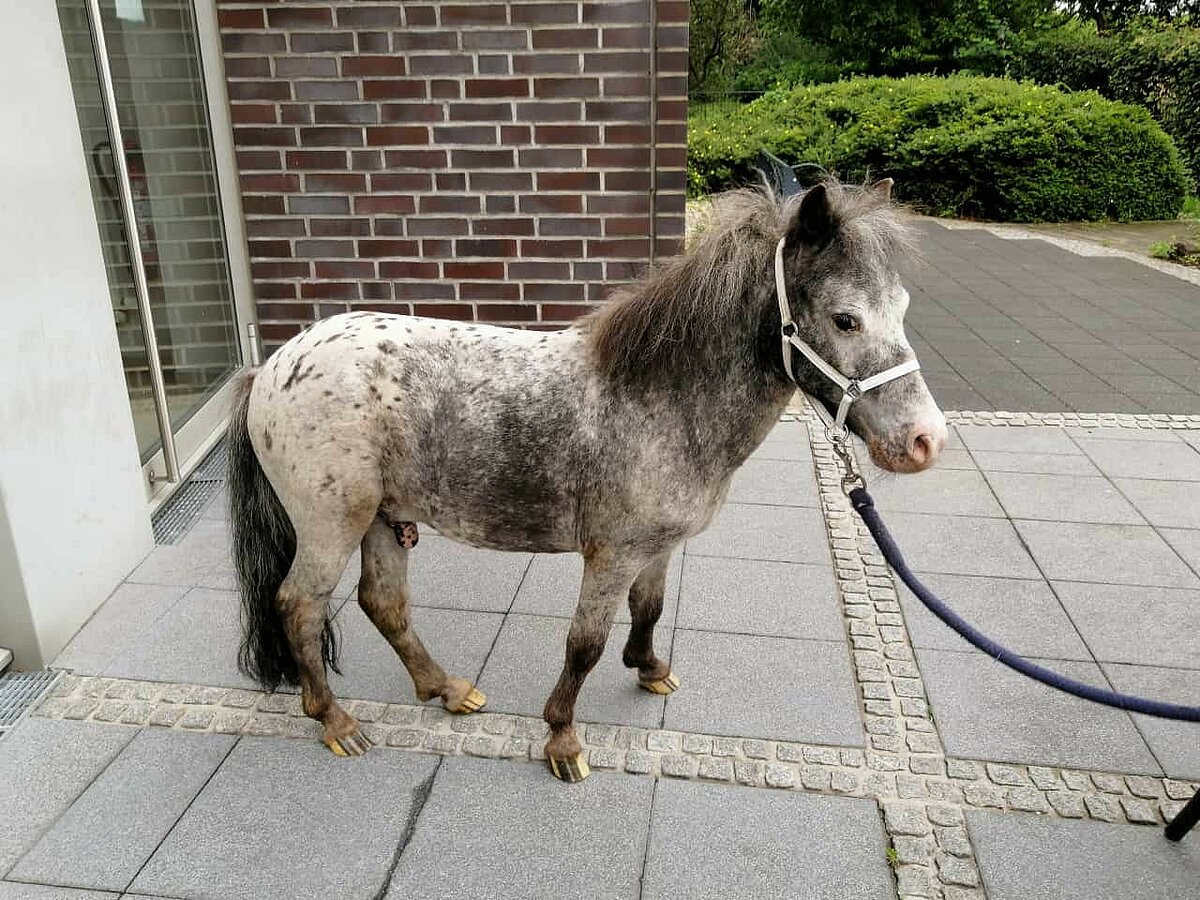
[445,686,487,715]
[639,671,681,695]
[548,753,591,783]
[324,730,372,757]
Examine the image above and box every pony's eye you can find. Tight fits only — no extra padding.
[832,313,860,333]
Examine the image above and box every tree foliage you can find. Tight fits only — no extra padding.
[689,0,758,95]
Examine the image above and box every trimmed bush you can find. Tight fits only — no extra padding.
[688,75,1188,222]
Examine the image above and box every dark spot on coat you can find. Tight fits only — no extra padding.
[263,430,273,450]
[378,340,399,356]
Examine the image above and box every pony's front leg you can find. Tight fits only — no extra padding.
[622,551,680,695]
[542,553,642,783]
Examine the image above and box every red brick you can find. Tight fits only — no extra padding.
[257,302,308,320]
[585,99,649,120]
[354,195,417,215]
[380,261,440,279]
[518,148,581,167]
[315,261,375,278]
[366,125,430,146]
[363,80,427,100]
[245,218,305,237]
[520,239,582,258]
[236,150,282,170]
[248,239,291,258]
[539,217,601,237]
[342,55,407,77]
[252,261,311,279]
[431,80,463,99]
[512,3,580,24]
[285,150,349,169]
[242,173,301,193]
[487,196,516,213]
[515,101,582,122]
[535,124,600,143]
[444,261,505,279]
[393,31,458,51]
[396,283,456,302]
[526,282,585,301]
[359,239,420,257]
[463,30,528,50]
[532,28,599,49]
[602,25,651,48]
[432,125,497,144]
[243,196,286,216]
[222,33,286,54]
[301,281,360,299]
[588,194,651,214]
[371,172,433,191]
[290,33,355,53]
[229,81,291,102]
[605,216,652,236]
[411,302,471,318]
[336,6,403,27]
[313,104,379,125]
[260,322,305,342]
[407,218,470,237]
[583,2,649,24]
[539,171,601,191]
[469,172,533,191]
[218,8,264,29]
[224,57,271,78]
[603,75,651,97]
[533,77,600,98]
[409,55,474,76]
[373,219,408,236]
[462,282,521,301]
[274,58,339,78]
[657,0,689,22]
[457,238,517,257]
[311,218,371,237]
[508,261,570,279]
[500,125,532,143]
[450,149,515,168]
[441,5,508,25]
[589,238,650,257]
[381,103,445,123]
[296,81,361,101]
[382,149,447,168]
[588,146,650,167]
[465,79,530,99]
[419,195,482,214]
[288,196,351,215]
[435,175,465,195]
[351,150,385,170]
[606,171,651,191]
[448,102,513,122]
[267,7,332,28]
[279,104,313,125]
[352,301,412,314]
[512,53,583,75]
[404,5,439,26]
[472,217,536,236]
[541,303,597,320]
[230,105,277,127]
[519,195,582,214]
[477,302,536,321]
[296,240,356,259]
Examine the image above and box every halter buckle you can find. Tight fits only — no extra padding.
[844,380,863,400]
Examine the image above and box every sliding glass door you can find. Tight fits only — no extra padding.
[57,0,255,502]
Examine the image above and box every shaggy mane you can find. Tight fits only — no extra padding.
[582,181,914,380]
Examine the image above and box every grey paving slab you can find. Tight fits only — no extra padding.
[985,472,1144,524]
[386,757,651,900]
[510,551,682,624]
[101,588,257,690]
[477,614,669,728]
[125,519,230,588]
[867,467,1004,518]
[664,630,863,745]
[321,603,503,704]
[917,649,1159,772]
[748,420,811,461]
[1014,520,1200,588]
[930,447,977,470]
[967,810,1200,900]
[897,573,1090,659]
[726,456,820,507]
[407,536,531,612]
[9,729,235,892]
[1064,425,1184,443]
[0,719,135,873]
[1113,478,1200,529]
[676,556,842,641]
[1103,663,1200,779]
[1160,527,1200,572]
[955,424,1079,454]
[0,886,117,899]
[971,448,1101,476]
[1075,437,1200,481]
[684,503,832,566]
[53,582,190,675]
[1054,582,1200,668]
[865,512,1041,579]
[643,780,893,900]
[129,737,439,900]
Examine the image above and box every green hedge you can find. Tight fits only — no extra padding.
[688,76,1189,222]
[1016,22,1200,194]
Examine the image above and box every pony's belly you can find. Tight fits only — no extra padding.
[422,513,577,554]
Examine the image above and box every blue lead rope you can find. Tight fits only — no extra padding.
[848,487,1200,723]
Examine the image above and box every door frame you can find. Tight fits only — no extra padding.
[131,0,259,510]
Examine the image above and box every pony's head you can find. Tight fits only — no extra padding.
[778,180,946,473]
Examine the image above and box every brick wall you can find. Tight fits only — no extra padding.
[216,0,689,348]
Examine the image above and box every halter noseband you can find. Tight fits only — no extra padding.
[774,237,920,438]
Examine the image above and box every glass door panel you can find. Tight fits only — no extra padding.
[57,0,242,476]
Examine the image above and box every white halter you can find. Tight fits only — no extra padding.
[774,237,920,437]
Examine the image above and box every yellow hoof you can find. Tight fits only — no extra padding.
[639,671,681,695]
[446,686,487,715]
[548,753,591,783]
[323,730,372,757]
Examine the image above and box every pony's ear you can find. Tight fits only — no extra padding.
[785,183,835,252]
[870,178,894,201]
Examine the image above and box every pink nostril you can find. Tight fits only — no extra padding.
[910,433,937,466]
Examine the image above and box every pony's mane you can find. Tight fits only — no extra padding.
[583,180,914,380]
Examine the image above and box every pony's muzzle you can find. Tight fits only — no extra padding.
[903,418,947,471]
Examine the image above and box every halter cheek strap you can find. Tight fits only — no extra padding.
[774,238,920,436]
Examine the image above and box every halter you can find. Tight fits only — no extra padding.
[774,237,920,441]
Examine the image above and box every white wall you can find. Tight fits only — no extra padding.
[0,1,152,667]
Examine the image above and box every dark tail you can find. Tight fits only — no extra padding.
[228,369,339,690]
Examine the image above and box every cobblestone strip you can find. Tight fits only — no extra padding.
[942,410,1200,429]
[805,411,981,900]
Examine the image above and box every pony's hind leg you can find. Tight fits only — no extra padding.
[543,552,644,783]
[359,517,486,714]
[621,551,680,695]
[279,539,371,757]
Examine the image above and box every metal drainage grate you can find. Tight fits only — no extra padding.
[0,670,61,735]
[151,439,227,545]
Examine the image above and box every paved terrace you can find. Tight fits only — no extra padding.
[2,224,1200,900]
